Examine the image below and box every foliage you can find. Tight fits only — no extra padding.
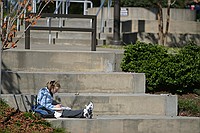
[121,41,169,91]
[120,0,191,8]
[163,42,200,94]
[121,41,200,94]
[0,98,10,115]
[178,94,200,117]
[1,0,52,49]
[120,0,167,7]
[0,98,66,133]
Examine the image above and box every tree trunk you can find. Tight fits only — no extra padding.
[164,0,171,46]
[156,2,164,45]
[0,2,3,97]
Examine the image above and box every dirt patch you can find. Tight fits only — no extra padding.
[178,93,200,117]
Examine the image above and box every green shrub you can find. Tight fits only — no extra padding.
[163,43,200,94]
[121,41,169,92]
[121,41,200,94]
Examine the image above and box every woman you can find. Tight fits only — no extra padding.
[36,80,93,119]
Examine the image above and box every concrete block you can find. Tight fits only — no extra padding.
[1,71,145,94]
[2,50,118,72]
[54,93,177,116]
[15,31,92,39]
[123,32,200,46]
[121,20,200,34]
[1,93,177,116]
[13,37,92,46]
[35,18,92,28]
[88,7,196,21]
[48,116,200,133]
[47,116,200,133]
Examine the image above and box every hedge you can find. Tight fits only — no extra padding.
[121,41,200,94]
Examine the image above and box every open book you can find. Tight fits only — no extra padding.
[52,106,71,111]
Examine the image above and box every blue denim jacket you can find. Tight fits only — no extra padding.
[37,87,55,109]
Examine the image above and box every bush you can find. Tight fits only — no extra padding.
[121,41,169,92]
[163,43,200,94]
[121,41,200,94]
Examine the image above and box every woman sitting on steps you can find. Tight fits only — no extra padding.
[34,80,93,119]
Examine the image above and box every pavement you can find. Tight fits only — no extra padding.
[5,43,124,53]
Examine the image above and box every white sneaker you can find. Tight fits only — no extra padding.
[84,101,93,119]
[54,111,62,118]
[83,108,89,118]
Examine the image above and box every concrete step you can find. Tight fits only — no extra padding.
[6,43,121,53]
[19,18,107,29]
[47,115,200,133]
[15,31,91,39]
[33,18,110,29]
[2,71,145,94]
[35,18,92,28]
[2,50,123,72]
[13,37,92,46]
[122,32,200,46]
[1,93,177,116]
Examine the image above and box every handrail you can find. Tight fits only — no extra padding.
[54,1,63,14]
[25,13,97,51]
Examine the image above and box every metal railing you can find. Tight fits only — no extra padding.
[25,13,97,51]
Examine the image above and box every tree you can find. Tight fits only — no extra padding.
[120,0,191,8]
[1,0,53,49]
[120,0,177,45]
[154,0,176,45]
[0,0,53,97]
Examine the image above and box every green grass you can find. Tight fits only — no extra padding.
[178,96,200,117]
[98,44,125,49]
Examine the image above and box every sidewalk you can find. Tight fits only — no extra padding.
[6,43,124,53]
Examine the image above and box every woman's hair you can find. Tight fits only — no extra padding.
[46,80,61,90]
[46,80,61,97]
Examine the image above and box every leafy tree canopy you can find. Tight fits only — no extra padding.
[120,0,193,8]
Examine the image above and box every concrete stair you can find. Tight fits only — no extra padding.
[14,18,108,46]
[1,93,177,116]
[1,71,145,94]
[2,50,123,72]
[47,116,200,133]
[1,49,199,133]
[1,16,200,133]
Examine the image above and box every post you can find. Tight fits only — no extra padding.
[112,0,121,45]
[83,0,87,15]
[25,21,30,49]
[47,17,52,44]
[91,16,96,51]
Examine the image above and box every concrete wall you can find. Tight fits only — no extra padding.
[1,71,145,94]
[1,93,177,116]
[123,32,200,46]
[122,20,200,34]
[88,7,196,21]
[2,50,123,72]
[89,7,199,46]
[48,117,200,133]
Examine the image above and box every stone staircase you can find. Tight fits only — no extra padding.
[1,47,200,133]
[1,16,200,133]
[14,17,106,46]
